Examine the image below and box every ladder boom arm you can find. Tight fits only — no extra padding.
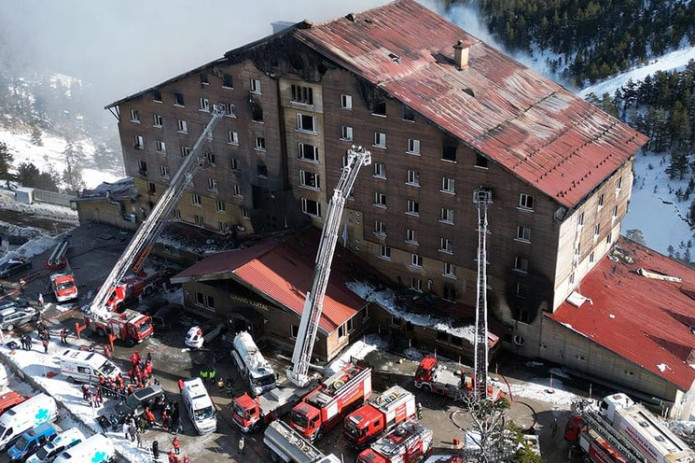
[88,107,226,318]
[290,147,371,386]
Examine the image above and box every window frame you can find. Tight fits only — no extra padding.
[153,114,163,127]
[374,192,387,208]
[192,193,202,206]
[301,198,321,217]
[296,113,316,132]
[441,177,455,194]
[406,170,420,186]
[407,139,421,155]
[406,199,420,216]
[440,208,454,224]
[516,225,531,243]
[518,194,534,211]
[250,78,262,94]
[298,143,319,162]
[299,170,320,190]
[373,163,386,179]
[341,126,354,142]
[177,120,188,134]
[340,94,353,110]
[373,131,387,148]
[379,245,391,260]
[439,237,453,254]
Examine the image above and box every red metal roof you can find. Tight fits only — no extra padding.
[172,232,365,334]
[550,237,695,391]
[295,0,648,209]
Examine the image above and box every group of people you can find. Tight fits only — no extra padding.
[17,320,51,353]
[150,437,191,463]
[128,350,154,389]
[198,366,217,386]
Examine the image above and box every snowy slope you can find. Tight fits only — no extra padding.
[0,127,122,189]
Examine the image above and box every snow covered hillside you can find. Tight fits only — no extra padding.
[0,126,122,190]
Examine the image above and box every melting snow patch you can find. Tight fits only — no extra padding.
[657,363,670,372]
[327,334,387,374]
[347,280,478,342]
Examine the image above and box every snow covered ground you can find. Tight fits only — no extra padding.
[0,127,122,190]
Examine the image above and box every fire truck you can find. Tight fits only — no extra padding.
[344,385,417,448]
[231,331,276,396]
[263,420,340,463]
[565,393,695,463]
[85,308,153,347]
[230,147,371,433]
[50,273,78,303]
[356,420,434,463]
[289,364,372,442]
[414,356,503,402]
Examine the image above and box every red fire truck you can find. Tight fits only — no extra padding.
[288,364,372,442]
[414,356,504,402]
[356,420,433,463]
[85,309,153,347]
[344,385,417,448]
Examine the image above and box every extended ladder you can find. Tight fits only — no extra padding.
[473,187,492,401]
[88,106,226,319]
[289,146,371,387]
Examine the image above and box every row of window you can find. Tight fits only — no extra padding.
[150,75,257,107]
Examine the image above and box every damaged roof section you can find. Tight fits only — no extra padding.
[550,238,695,391]
[294,0,648,208]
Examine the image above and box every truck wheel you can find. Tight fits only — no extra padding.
[5,324,13,332]
[67,376,75,383]
[315,429,324,441]
[583,457,591,463]
[423,385,432,393]
[125,338,136,348]
[252,421,263,433]
[96,328,106,337]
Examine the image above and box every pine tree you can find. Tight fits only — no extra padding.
[0,142,14,179]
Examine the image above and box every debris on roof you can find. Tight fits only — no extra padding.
[636,267,682,282]
[566,291,593,308]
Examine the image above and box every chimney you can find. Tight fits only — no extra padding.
[453,40,469,69]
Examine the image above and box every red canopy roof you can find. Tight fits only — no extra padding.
[172,232,365,334]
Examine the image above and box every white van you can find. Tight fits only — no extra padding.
[52,434,114,463]
[182,377,217,434]
[26,428,85,463]
[59,349,120,383]
[0,364,9,390]
[0,393,57,451]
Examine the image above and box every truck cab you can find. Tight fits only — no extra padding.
[50,273,78,303]
[231,393,262,432]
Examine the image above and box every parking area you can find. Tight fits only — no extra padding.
[0,222,586,462]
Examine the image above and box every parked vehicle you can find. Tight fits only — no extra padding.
[52,434,114,463]
[263,420,340,463]
[344,385,417,448]
[414,356,504,402]
[0,306,39,331]
[50,273,78,303]
[231,331,276,396]
[0,258,31,279]
[185,323,226,349]
[0,390,25,416]
[181,377,216,434]
[565,393,695,463]
[113,385,165,422]
[25,428,85,463]
[356,420,433,463]
[289,365,372,442]
[59,349,121,383]
[0,393,58,451]
[7,422,57,462]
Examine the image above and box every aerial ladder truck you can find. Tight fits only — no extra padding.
[80,105,227,346]
[234,146,372,435]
